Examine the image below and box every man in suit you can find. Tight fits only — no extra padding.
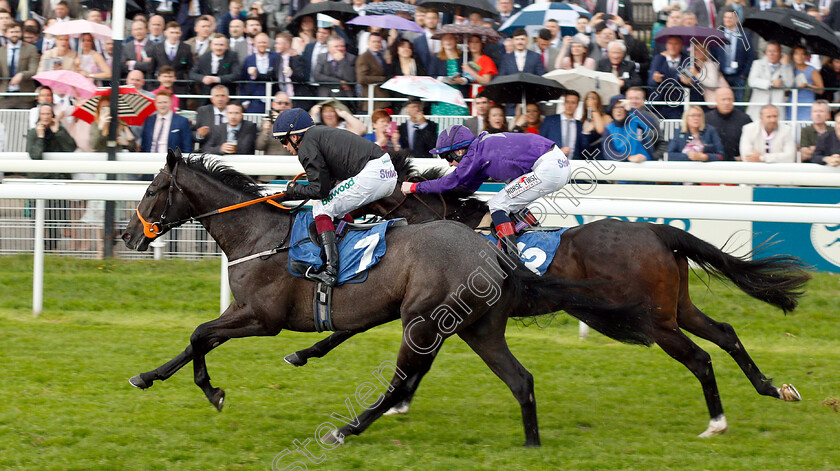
[648,35,697,119]
[273,33,305,101]
[313,36,357,104]
[217,0,246,37]
[203,102,256,155]
[540,91,586,160]
[0,21,38,109]
[141,91,192,153]
[588,24,616,64]
[594,0,634,24]
[176,0,212,40]
[300,26,331,106]
[147,14,166,44]
[688,0,722,27]
[746,42,792,121]
[123,19,154,80]
[596,39,642,94]
[620,22,650,83]
[533,28,560,73]
[498,29,546,77]
[464,92,490,134]
[194,84,229,151]
[718,8,754,103]
[184,15,214,62]
[189,33,239,98]
[739,104,795,163]
[137,21,194,95]
[412,8,440,71]
[398,97,438,158]
[705,87,752,161]
[241,32,277,113]
[495,0,518,28]
[356,32,390,113]
[228,19,247,68]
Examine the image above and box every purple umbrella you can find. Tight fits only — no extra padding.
[346,14,425,33]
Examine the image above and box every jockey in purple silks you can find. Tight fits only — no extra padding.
[401,125,572,256]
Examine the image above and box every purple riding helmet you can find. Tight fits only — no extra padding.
[429,125,476,162]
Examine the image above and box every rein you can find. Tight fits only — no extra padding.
[136,164,307,239]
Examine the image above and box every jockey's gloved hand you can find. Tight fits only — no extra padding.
[286,181,300,193]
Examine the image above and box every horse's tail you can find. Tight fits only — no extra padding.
[501,255,654,346]
[648,224,811,313]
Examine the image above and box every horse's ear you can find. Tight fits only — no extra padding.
[167,147,179,170]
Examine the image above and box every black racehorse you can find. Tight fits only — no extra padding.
[120,149,649,447]
[285,155,811,438]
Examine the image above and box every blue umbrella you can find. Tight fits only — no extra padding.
[347,14,425,33]
[362,1,417,16]
[499,3,590,37]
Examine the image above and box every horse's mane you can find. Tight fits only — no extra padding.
[182,155,267,199]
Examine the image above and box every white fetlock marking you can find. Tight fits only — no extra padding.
[698,414,728,438]
[778,383,802,402]
[331,430,345,445]
[383,403,410,416]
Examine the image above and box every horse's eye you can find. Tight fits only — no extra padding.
[147,190,156,197]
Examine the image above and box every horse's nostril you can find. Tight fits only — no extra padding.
[121,232,131,242]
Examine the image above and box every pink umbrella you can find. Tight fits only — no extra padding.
[44,20,112,41]
[33,70,97,100]
[346,14,425,33]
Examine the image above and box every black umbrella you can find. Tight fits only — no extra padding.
[288,1,359,35]
[417,0,499,19]
[482,73,567,108]
[744,8,840,58]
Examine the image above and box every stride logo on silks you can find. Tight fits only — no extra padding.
[505,174,542,198]
[379,169,397,180]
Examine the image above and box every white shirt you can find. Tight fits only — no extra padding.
[514,50,527,71]
[213,107,226,126]
[561,115,577,158]
[6,41,21,92]
[195,39,208,57]
[310,42,328,77]
[255,53,269,74]
[761,126,777,154]
[425,29,441,55]
[166,41,178,59]
[211,54,221,74]
[152,111,174,153]
[407,121,428,149]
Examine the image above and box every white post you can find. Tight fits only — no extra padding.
[791,88,800,163]
[33,199,45,317]
[367,83,375,115]
[220,252,230,314]
[111,0,126,39]
[150,236,165,260]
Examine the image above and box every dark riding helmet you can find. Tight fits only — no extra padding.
[429,125,475,163]
[273,108,315,146]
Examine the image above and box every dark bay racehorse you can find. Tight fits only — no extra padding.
[287,156,811,438]
[120,150,648,446]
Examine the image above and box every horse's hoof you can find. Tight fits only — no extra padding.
[383,402,410,416]
[321,429,345,446]
[129,374,150,390]
[211,388,226,412]
[284,352,307,367]
[523,439,541,447]
[779,384,801,402]
[698,415,728,438]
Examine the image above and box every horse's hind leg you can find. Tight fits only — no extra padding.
[458,311,540,447]
[677,303,800,402]
[284,330,360,367]
[652,324,727,438]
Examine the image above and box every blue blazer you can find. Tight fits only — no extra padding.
[540,114,587,159]
[412,34,432,71]
[241,52,279,113]
[666,126,724,161]
[647,53,702,119]
[714,36,754,78]
[141,113,193,153]
[498,50,546,76]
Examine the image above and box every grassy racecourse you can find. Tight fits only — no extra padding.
[0,255,838,470]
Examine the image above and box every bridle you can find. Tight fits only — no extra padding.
[135,163,306,240]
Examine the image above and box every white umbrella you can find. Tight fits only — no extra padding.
[44,20,112,41]
[381,76,468,108]
[543,68,621,105]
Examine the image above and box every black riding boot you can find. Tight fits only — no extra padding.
[307,230,339,287]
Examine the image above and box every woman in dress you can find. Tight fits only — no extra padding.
[461,34,497,92]
[427,33,468,117]
[689,42,728,104]
[37,34,77,73]
[512,103,543,134]
[74,33,111,85]
[789,45,823,121]
[557,36,596,70]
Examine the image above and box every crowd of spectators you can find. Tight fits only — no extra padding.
[0,0,834,166]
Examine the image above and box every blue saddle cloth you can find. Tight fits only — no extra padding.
[482,227,568,275]
[289,212,402,285]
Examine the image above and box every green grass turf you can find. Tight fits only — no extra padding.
[0,255,838,470]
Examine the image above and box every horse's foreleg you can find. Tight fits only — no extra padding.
[284,330,360,367]
[677,303,801,402]
[189,306,276,411]
[653,323,726,438]
[129,345,194,390]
